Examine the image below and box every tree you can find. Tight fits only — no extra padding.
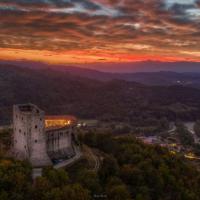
[106,184,131,200]
[194,120,200,137]
[33,177,51,200]
[61,184,91,200]
[0,128,12,151]
[77,170,101,195]
[43,167,69,187]
[98,155,119,184]
[45,188,62,200]
[0,159,32,200]
[176,123,194,146]
[193,144,200,156]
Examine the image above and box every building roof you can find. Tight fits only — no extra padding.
[45,115,77,121]
[45,115,77,130]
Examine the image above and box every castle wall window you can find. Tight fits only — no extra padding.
[35,140,38,143]
[35,125,38,129]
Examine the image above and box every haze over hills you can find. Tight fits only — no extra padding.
[1,61,200,88]
[83,61,200,73]
[1,60,200,72]
[1,63,200,125]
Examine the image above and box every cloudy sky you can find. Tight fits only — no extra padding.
[0,0,200,64]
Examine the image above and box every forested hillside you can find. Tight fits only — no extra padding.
[2,61,200,87]
[1,64,200,124]
[1,132,200,200]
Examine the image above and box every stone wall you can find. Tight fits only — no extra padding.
[46,127,75,159]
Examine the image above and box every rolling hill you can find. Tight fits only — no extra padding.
[1,64,200,124]
[2,61,200,88]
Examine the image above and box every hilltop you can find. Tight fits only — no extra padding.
[1,64,200,125]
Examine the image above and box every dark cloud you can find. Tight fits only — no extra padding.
[0,0,73,9]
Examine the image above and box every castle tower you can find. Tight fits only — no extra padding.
[13,104,52,167]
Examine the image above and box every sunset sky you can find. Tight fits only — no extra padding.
[0,0,200,65]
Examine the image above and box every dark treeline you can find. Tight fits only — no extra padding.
[1,64,200,125]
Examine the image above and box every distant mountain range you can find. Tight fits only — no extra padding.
[1,60,200,88]
[1,60,200,72]
[82,61,200,73]
[47,67,200,88]
[1,63,200,125]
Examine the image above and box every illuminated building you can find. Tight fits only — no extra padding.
[13,104,77,167]
[45,115,77,128]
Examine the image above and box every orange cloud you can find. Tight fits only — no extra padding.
[0,0,200,64]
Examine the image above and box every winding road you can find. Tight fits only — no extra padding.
[83,145,100,172]
[185,122,200,144]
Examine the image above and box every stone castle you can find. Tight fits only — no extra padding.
[13,104,77,167]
